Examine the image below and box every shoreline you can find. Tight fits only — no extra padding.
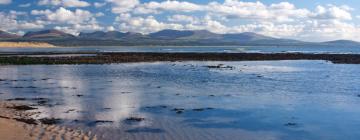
[0,42,56,48]
[0,52,360,65]
[0,101,95,140]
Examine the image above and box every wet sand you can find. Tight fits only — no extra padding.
[0,101,95,140]
[0,52,360,65]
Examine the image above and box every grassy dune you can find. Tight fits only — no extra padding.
[0,42,56,48]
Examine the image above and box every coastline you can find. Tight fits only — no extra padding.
[0,52,360,65]
[0,42,56,48]
[0,101,95,140]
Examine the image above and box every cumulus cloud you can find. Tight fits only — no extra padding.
[94,2,106,8]
[19,3,31,7]
[38,0,90,7]
[95,12,105,17]
[32,7,94,24]
[55,23,104,35]
[0,12,44,31]
[30,7,103,35]
[115,14,183,33]
[309,5,352,20]
[106,0,139,13]
[0,0,11,4]
[168,15,198,23]
[134,0,203,14]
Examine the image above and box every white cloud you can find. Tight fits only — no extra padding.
[38,0,90,7]
[33,7,95,25]
[94,2,106,8]
[310,5,352,20]
[31,7,104,35]
[19,3,31,7]
[0,0,11,4]
[95,12,105,17]
[106,0,139,14]
[31,9,52,15]
[168,15,198,23]
[115,15,183,33]
[106,26,115,31]
[134,0,203,14]
[0,12,44,31]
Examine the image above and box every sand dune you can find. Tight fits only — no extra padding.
[0,101,95,140]
[0,42,56,48]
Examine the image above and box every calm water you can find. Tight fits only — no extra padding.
[1,45,360,54]
[0,60,360,140]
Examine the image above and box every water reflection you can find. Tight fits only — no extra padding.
[1,61,360,140]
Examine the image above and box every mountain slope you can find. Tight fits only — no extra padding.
[23,29,75,39]
[322,40,360,46]
[149,29,222,40]
[0,30,21,39]
[79,31,146,40]
[222,32,274,42]
[2,29,359,46]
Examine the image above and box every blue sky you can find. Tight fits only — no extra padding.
[1,0,360,41]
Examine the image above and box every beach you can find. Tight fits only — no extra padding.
[0,101,95,140]
[0,42,56,48]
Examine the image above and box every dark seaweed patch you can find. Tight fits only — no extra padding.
[15,118,38,125]
[9,105,37,111]
[125,117,145,122]
[284,122,298,127]
[39,118,62,125]
[126,128,164,133]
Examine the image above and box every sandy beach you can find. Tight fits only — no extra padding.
[0,101,95,140]
[0,42,56,48]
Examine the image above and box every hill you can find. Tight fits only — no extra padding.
[0,30,21,39]
[0,29,359,47]
[23,29,75,39]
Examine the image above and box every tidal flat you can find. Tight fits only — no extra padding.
[1,60,360,140]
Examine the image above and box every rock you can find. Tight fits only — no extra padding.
[64,109,76,113]
[193,108,205,111]
[172,108,185,114]
[94,120,114,123]
[75,94,84,97]
[205,64,234,69]
[285,122,297,126]
[39,118,62,125]
[9,105,37,111]
[6,98,27,101]
[126,117,145,122]
[15,118,38,125]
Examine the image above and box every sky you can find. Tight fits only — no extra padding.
[1,0,360,42]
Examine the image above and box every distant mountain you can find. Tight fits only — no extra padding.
[149,29,222,40]
[0,30,20,39]
[79,31,145,40]
[322,40,360,46]
[23,29,75,39]
[1,29,359,47]
[222,32,274,42]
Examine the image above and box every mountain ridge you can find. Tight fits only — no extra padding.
[1,29,359,47]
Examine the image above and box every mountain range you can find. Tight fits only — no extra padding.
[0,29,359,47]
